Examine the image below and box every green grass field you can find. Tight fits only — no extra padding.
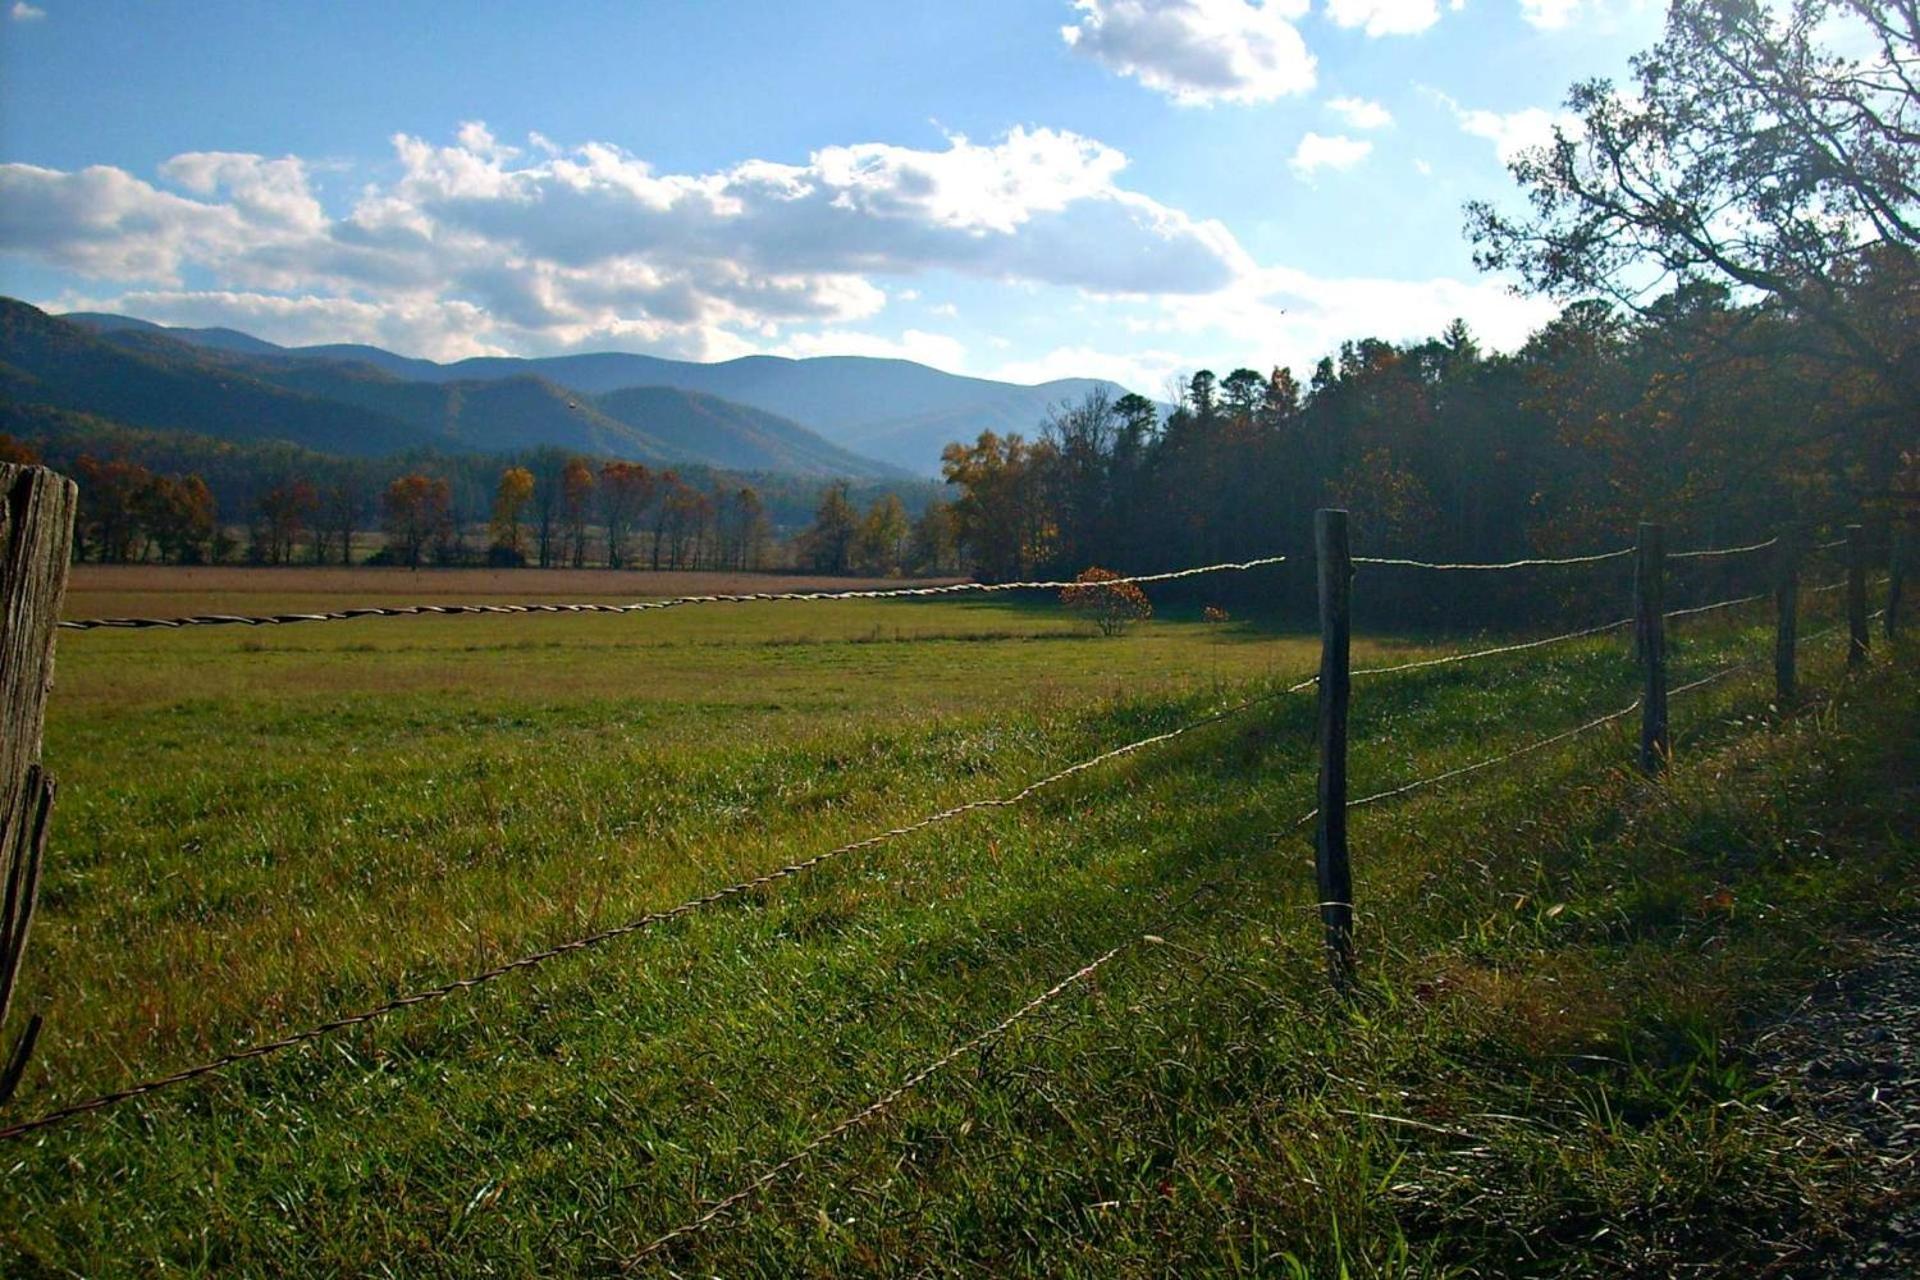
[3,566,1914,1276]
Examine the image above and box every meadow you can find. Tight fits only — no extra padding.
[2,562,1913,1276]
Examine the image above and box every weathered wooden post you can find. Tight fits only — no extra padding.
[0,463,76,1106]
[1636,522,1668,773]
[1846,523,1869,667]
[1885,520,1905,642]
[1313,509,1354,990]
[1773,529,1799,706]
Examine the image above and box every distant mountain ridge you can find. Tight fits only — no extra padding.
[3,300,898,477]
[60,309,1135,473]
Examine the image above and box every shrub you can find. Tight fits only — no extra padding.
[1060,567,1152,636]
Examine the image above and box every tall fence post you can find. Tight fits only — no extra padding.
[1313,508,1355,990]
[1846,523,1869,667]
[0,463,76,1106]
[1885,519,1905,642]
[1636,522,1668,773]
[1774,529,1799,706]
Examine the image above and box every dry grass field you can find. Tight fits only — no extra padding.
[63,563,963,616]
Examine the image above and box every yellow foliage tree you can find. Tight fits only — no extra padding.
[489,466,535,562]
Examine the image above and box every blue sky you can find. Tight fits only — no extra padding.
[0,0,1662,391]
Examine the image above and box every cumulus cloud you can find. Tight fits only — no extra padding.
[1519,0,1647,29]
[1061,0,1316,105]
[5,118,1555,379]
[1432,91,1581,163]
[1135,264,1558,379]
[1289,132,1372,176]
[1519,0,1580,24]
[1,123,1252,360]
[1327,96,1393,128]
[64,289,510,361]
[1323,0,1441,36]
[9,2,45,21]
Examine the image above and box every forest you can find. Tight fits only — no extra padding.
[938,0,1917,620]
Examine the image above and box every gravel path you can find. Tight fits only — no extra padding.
[1752,926,1920,1277]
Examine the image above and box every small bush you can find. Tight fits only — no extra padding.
[1060,566,1153,636]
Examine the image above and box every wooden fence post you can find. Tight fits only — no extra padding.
[0,463,76,1106]
[1313,508,1355,990]
[1636,522,1668,773]
[1886,520,1905,642]
[1774,529,1799,706]
[1846,523,1869,667]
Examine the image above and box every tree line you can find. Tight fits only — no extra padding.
[939,0,1916,622]
[1,421,947,575]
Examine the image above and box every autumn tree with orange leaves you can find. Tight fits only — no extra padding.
[1061,567,1152,637]
[381,473,453,569]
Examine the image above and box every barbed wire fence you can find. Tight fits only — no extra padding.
[628,578,1888,1268]
[0,477,1909,1269]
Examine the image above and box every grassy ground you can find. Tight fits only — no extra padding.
[3,564,1913,1275]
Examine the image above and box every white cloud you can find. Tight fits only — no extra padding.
[62,289,509,361]
[1323,0,1441,36]
[1326,96,1393,129]
[1413,158,1434,176]
[1289,132,1373,177]
[1432,91,1581,163]
[1136,264,1558,378]
[7,118,1557,385]
[1518,0,1648,29]
[1061,0,1316,105]
[9,2,45,21]
[1,123,1253,360]
[1518,0,1580,24]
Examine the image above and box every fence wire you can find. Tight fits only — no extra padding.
[56,556,1290,632]
[1668,537,1778,562]
[1663,592,1769,622]
[626,942,1132,1268]
[1349,616,1632,680]
[1352,548,1632,571]
[0,678,1314,1145]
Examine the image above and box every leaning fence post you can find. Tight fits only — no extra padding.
[1636,522,1668,773]
[1846,523,1869,667]
[1884,520,1905,642]
[1774,530,1799,705]
[1313,508,1355,990]
[0,463,76,1107]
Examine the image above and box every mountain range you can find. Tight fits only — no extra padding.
[34,304,1129,475]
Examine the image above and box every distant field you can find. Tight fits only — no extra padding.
[5,566,1914,1275]
[64,563,967,615]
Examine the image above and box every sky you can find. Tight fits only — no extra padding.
[0,0,1664,393]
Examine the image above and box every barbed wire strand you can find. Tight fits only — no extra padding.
[0,678,1316,1145]
[1668,537,1778,562]
[1286,700,1643,832]
[625,942,1132,1269]
[1663,592,1769,622]
[57,557,1292,633]
[1350,616,1632,679]
[1351,547,1632,571]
